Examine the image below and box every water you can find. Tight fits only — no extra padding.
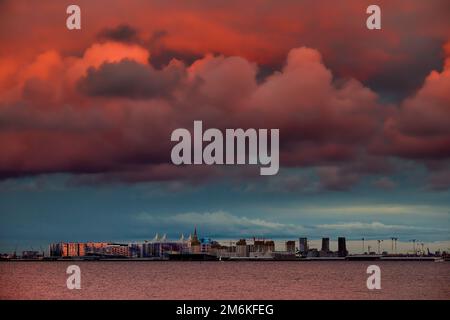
[1,261,449,299]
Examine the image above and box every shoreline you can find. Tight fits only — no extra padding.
[1,256,447,262]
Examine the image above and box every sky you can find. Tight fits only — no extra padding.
[0,0,449,252]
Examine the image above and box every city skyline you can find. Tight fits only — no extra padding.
[3,227,449,256]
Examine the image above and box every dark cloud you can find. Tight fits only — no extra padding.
[365,38,444,102]
[97,24,140,44]
[77,59,185,99]
[145,29,204,68]
[372,42,450,162]
[149,49,203,69]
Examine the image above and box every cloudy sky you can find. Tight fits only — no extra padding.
[0,0,449,251]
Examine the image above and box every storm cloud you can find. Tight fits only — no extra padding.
[77,59,184,99]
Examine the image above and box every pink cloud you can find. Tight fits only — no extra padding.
[0,36,449,190]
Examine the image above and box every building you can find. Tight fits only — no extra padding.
[84,242,109,255]
[320,237,337,257]
[285,241,296,253]
[253,240,265,253]
[189,228,201,253]
[338,237,348,257]
[321,238,330,252]
[249,239,275,257]
[60,243,86,257]
[142,241,158,257]
[265,241,275,252]
[200,238,212,253]
[22,251,43,259]
[210,243,234,258]
[252,239,275,253]
[50,242,118,257]
[236,239,249,257]
[299,237,308,253]
[178,234,190,254]
[78,244,86,257]
[306,248,319,257]
[49,243,63,257]
[105,244,130,257]
[128,243,142,258]
[142,236,184,258]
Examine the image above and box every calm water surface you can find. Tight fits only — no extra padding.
[1,261,449,299]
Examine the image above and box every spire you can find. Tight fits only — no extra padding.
[190,226,200,246]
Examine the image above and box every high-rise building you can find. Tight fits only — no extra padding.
[338,237,348,257]
[251,239,275,255]
[285,241,296,253]
[265,241,275,252]
[321,237,330,252]
[49,243,63,257]
[299,237,308,253]
[50,242,107,257]
[253,240,265,253]
[78,244,85,256]
[58,243,87,257]
[236,239,249,257]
